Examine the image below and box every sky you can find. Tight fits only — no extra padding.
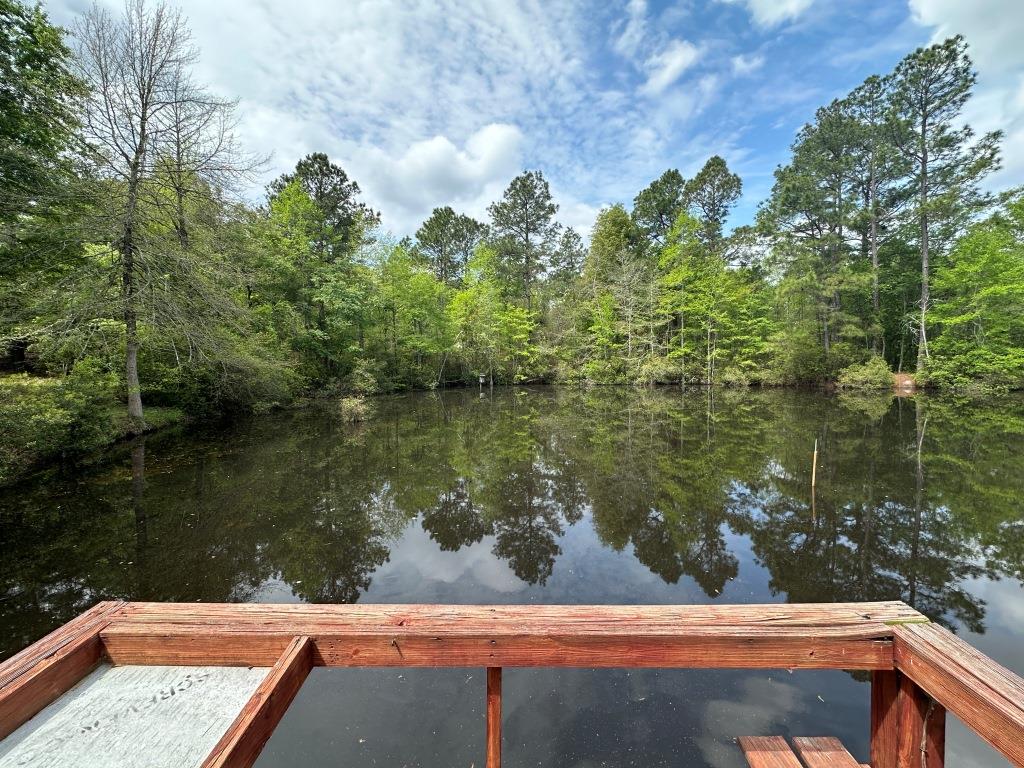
[44,0,1024,239]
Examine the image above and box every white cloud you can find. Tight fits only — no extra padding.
[612,0,648,60]
[42,0,787,238]
[354,124,523,233]
[909,0,1024,192]
[721,0,815,28]
[731,53,765,75]
[555,193,604,239]
[641,40,701,96]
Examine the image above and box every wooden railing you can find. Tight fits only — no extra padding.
[1,601,1022,767]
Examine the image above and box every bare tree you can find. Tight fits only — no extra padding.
[73,0,259,430]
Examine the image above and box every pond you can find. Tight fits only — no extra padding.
[1,387,1021,767]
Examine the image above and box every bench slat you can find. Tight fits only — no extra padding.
[739,736,805,768]
[793,736,861,768]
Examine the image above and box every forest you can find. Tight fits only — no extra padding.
[2,0,1023,481]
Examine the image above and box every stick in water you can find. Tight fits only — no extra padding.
[811,438,818,488]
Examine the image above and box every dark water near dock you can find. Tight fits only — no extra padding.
[1,388,1021,767]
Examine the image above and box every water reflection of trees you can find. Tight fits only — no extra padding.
[3,387,1024,658]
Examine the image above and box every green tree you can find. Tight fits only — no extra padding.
[887,35,1001,373]
[268,152,378,258]
[487,170,559,308]
[372,246,451,387]
[0,0,85,232]
[845,75,912,355]
[761,100,867,377]
[584,204,640,288]
[684,156,742,251]
[449,247,538,383]
[414,206,485,286]
[632,168,685,247]
[929,196,1024,390]
[548,227,586,285]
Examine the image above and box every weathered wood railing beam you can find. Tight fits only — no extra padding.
[0,600,124,740]
[98,626,894,669]
[894,623,1024,767]
[96,603,912,670]
[101,601,926,628]
[201,636,313,768]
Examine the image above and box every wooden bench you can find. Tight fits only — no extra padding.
[739,736,868,768]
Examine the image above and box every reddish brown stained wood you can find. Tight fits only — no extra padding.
[870,670,901,768]
[922,698,945,768]
[101,631,294,667]
[899,621,1024,713]
[107,601,923,630]
[895,624,1019,766]
[894,674,945,768]
[738,736,804,768]
[200,635,313,768]
[0,600,123,691]
[0,623,107,740]
[793,736,861,768]
[486,667,501,768]
[99,627,893,669]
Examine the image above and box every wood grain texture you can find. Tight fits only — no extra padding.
[0,601,123,740]
[738,736,805,768]
[793,736,861,768]
[106,601,924,629]
[486,667,501,768]
[95,603,904,670]
[100,626,893,669]
[0,601,123,691]
[895,623,1018,766]
[894,674,945,768]
[200,636,313,768]
[870,670,901,768]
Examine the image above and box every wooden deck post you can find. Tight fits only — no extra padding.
[870,670,945,768]
[486,667,502,768]
[871,670,900,768]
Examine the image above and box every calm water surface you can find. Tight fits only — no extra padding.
[1,388,1022,767]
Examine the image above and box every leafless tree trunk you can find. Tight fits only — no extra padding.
[74,0,258,431]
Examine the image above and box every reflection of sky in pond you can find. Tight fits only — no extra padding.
[1,388,1022,767]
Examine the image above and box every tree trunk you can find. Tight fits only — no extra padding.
[175,186,189,249]
[122,139,147,432]
[870,172,881,355]
[917,117,930,373]
[124,302,145,430]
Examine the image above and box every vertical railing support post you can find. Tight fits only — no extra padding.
[871,670,900,768]
[487,667,502,768]
[871,669,945,768]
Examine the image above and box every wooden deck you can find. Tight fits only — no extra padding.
[0,601,1021,767]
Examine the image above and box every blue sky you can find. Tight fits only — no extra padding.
[46,0,1024,237]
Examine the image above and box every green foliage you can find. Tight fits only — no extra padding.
[415,206,485,285]
[0,361,184,484]
[448,247,540,384]
[685,156,742,250]
[928,197,1024,392]
[487,170,559,307]
[0,0,85,230]
[837,356,894,390]
[267,152,379,257]
[632,169,685,246]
